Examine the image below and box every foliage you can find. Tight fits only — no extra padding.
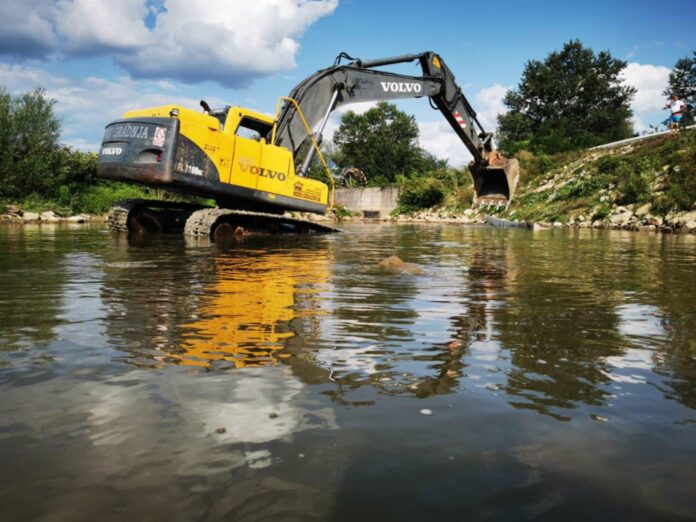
[0,87,62,198]
[498,40,635,155]
[332,102,440,185]
[507,129,696,222]
[396,175,446,213]
[663,50,696,126]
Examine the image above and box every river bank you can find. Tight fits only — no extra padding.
[0,208,106,224]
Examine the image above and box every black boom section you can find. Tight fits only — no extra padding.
[272,51,493,164]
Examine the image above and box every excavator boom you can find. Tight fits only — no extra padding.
[273,51,518,206]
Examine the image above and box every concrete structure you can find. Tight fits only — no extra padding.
[334,185,400,219]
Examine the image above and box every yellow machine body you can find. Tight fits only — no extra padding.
[100,104,331,214]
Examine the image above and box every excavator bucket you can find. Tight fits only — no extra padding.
[469,152,520,207]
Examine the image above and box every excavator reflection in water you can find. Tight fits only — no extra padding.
[174,247,331,368]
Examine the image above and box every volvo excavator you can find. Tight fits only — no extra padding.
[98,51,519,240]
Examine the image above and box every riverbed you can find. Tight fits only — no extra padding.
[0,223,694,520]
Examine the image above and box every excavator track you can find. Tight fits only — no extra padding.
[107,199,208,234]
[184,208,339,241]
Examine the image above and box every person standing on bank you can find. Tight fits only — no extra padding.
[666,94,688,132]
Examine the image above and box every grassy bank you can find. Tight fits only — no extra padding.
[0,182,213,219]
[500,129,696,225]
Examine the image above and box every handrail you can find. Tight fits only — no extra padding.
[272,96,335,209]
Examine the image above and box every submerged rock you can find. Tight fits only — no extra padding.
[377,255,425,275]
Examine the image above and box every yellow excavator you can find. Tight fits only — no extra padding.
[98,51,518,239]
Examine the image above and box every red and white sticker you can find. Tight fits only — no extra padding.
[153,127,167,147]
[453,112,467,130]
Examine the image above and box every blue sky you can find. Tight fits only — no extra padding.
[0,0,693,165]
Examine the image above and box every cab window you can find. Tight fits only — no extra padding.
[236,117,273,141]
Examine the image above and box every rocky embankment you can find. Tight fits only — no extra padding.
[488,130,696,234]
[0,207,105,224]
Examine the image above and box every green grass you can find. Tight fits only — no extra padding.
[2,181,212,216]
[505,129,696,222]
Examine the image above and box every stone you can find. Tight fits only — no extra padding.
[532,223,549,231]
[67,215,86,223]
[645,215,662,226]
[40,211,61,223]
[635,203,652,217]
[640,224,657,232]
[610,212,633,226]
[23,212,40,222]
[552,221,564,228]
[377,255,425,275]
[684,220,696,232]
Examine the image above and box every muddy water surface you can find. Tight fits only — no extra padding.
[0,223,694,520]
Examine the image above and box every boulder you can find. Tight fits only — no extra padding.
[635,203,652,217]
[377,255,425,275]
[23,212,40,222]
[645,215,662,226]
[40,211,61,223]
[609,211,633,226]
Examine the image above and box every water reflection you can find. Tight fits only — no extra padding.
[0,226,67,352]
[179,248,332,367]
[0,224,695,519]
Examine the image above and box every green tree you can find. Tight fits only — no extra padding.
[0,87,61,198]
[663,50,695,126]
[497,40,635,155]
[332,102,433,185]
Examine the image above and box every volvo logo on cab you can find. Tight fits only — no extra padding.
[380,82,422,94]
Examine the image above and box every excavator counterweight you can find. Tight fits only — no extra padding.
[97,51,517,239]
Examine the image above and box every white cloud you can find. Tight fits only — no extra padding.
[0,0,338,87]
[474,83,510,131]
[0,0,56,57]
[0,63,226,151]
[55,0,151,53]
[621,62,671,112]
[418,120,472,166]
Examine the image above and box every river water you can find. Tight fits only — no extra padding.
[0,223,694,521]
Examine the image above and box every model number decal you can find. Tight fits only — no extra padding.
[177,162,203,176]
[101,147,122,156]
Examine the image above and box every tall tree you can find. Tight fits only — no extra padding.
[663,50,695,126]
[332,102,434,185]
[0,87,61,198]
[497,40,635,155]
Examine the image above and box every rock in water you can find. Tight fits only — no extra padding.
[377,255,425,275]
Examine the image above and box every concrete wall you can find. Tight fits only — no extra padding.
[334,185,400,218]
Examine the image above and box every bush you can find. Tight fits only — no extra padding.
[71,183,153,215]
[397,176,445,212]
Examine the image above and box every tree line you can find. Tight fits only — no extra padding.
[0,87,98,202]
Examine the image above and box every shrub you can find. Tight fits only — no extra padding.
[596,155,621,174]
[397,176,445,212]
[615,164,650,205]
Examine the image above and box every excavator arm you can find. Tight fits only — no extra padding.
[273,51,518,206]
